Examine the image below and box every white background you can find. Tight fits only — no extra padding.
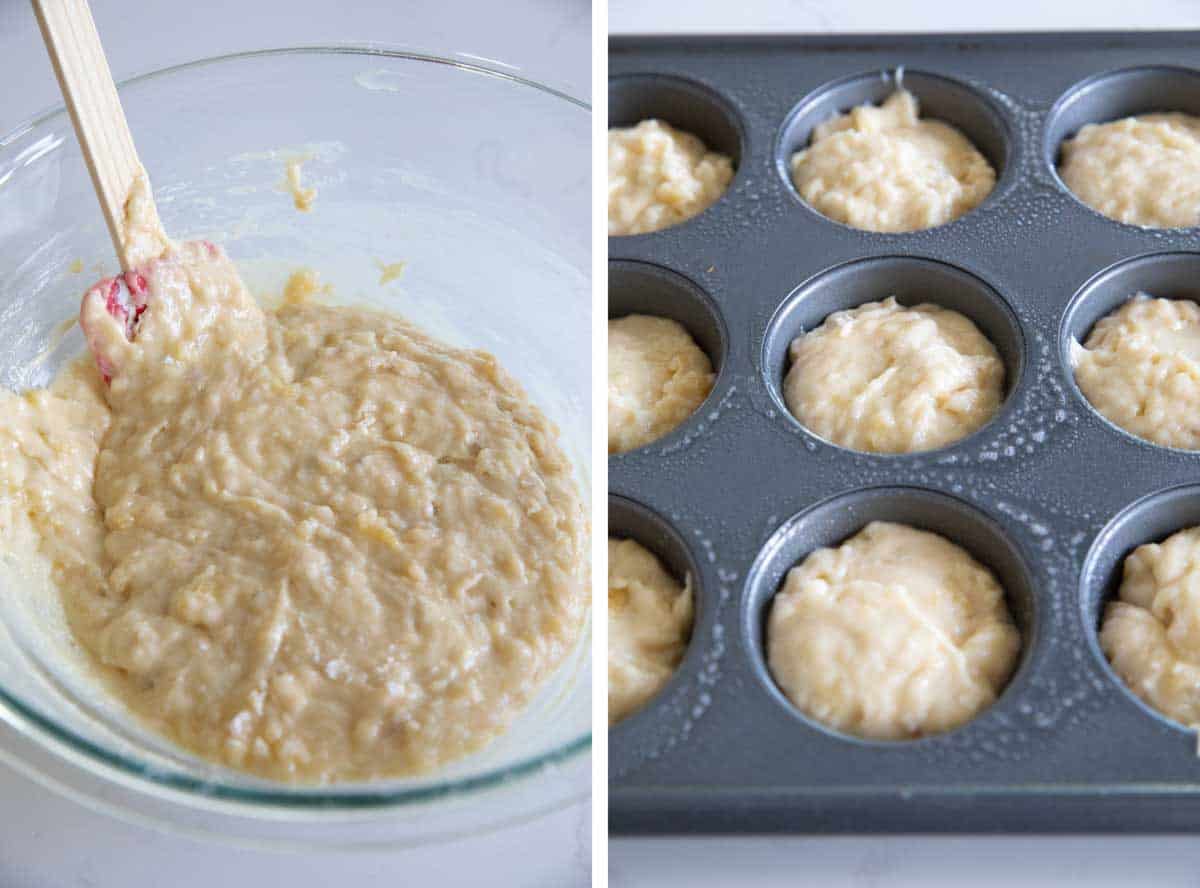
[0,1,590,886]
[610,3,1200,888]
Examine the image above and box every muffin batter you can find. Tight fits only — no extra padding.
[608,537,693,726]
[1059,112,1200,228]
[1071,294,1200,449]
[608,314,715,454]
[790,90,996,233]
[1101,525,1200,726]
[608,119,734,236]
[784,297,1005,453]
[767,522,1020,740]
[284,157,316,212]
[0,176,588,784]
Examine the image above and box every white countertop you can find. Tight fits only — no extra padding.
[609,3,1200,887]
[0,1,590,886]
[609,0,1199,34]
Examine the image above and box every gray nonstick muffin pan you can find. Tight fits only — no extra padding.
[608,31,1200,833]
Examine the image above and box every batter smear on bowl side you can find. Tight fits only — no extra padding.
[0,172,588,784]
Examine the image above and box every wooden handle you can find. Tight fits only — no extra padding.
[31,0,151,270]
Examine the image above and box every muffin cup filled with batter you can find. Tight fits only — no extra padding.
[607,494,713,746]
[762,255,1024,456]
[743,487,1035,743]
[1063,251,1200,450]
[783,297,1003,454]
[767,521,1019,740]
[1047,66,1200,229]
[609,260,727,455]
[1082,485,1200,732]
[608,122,733,236]
[778,70,1009,233]
[608,74,743,236]
[608,536,694,726]
[1101,524,1200,726]
[609,316,714,454]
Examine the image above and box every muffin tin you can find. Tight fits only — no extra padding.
[608,31,1200,833]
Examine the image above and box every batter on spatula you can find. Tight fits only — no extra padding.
[0,172,588,783]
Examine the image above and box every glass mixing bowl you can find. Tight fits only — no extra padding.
[0,46,590,848]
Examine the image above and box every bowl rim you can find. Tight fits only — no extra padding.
[1,42,588,147]
[0,44,591,814]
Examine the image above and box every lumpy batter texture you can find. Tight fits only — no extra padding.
[1071,294,1200,449]
[608,314,715,454]
[790,90,996,233]
[0,180,587,784]
[767,522,1020,740]
[1101,525,1200,726]
[784,297,1004,454]
[608,120,734,236]
[1059,113,1200,228]
[608,537,693,726]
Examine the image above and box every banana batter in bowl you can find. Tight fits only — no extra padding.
[0,178,588,785]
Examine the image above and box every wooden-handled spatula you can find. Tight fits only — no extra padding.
[31,0,162,271]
